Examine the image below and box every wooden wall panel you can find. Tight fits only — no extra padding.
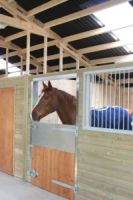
[0,76,29,179]
[32,147,75,200]
[76,70,133,200]
[0,88,14,175]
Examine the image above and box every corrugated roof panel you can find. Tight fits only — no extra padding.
[85,47,130,60]
[70,32,117,49]
[48,57,75,66]
[36,0,108,23]
[129,0,133,6]
[0,48,6,55]
[15,0,50,11]
[31,46,59,58]
[0,7,12,16]
[52,15,101,37]
[0,27,21,37]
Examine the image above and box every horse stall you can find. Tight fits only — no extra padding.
[77,66,133,200]
[1,1,133,200]
[28,73,78,200]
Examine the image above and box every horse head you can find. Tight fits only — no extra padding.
[32,81,58,121]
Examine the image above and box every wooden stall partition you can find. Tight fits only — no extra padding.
[0,76,29,180]
[0,88,14,175]
[76,70,133,200]
[32,147,75,200]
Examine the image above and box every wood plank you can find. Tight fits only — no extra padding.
[27,0,68,17]
[0,88,14,175]
[32,147,75,200]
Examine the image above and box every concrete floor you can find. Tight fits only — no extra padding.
[0,172,66,200]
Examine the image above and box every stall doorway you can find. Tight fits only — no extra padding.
[0,88,14,175]
[30,74,78,200]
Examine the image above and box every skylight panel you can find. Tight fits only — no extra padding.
[94,2,133,53]
[0,59,20,73]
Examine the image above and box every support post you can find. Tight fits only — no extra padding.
[59,45,63,72]
[43,35,47,74]
[26,31,30,75]
[20,55,23,76]
[76,59,79,70]
[6,48,9,76]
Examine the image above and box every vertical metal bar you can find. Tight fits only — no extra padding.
[76,59,79,70]
[94,73,96,127]
[87,75,91,127]
[98,74,100,127]
[118,71,121,129]
[128,70,130,130]
[102,74,104,128]
[114,72,117,129]
[36,65,39,75]
[26,31,30,75]
[106,73,108,128]
[90,74,93,127]
[6,48,8,76]
[59,45,63,72]
[43,35,47,74]
[123,71,125,130]
[110,72,112,129]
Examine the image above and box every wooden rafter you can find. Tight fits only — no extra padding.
[0,0,91,68]
[62,24,133,43]
[27,0,68,17]
[43,0,129,29]
[0,0,132,74]
[77,41,133,54]
[90,54,133,65]
[5,31,26,42]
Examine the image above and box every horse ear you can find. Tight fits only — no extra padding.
[42,82,48,90]
[48,81,52,89]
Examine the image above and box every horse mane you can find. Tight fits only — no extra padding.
[57,89,76,105]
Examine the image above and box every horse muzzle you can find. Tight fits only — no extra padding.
[32,110,40,121]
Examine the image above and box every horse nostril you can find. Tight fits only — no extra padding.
[32,110,40,121]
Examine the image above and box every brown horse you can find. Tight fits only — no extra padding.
[32,81,76,125]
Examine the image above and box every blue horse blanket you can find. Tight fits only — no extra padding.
[90,107,132,130]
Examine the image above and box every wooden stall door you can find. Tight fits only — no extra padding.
[0,88,14,175]
[32,147,75,200]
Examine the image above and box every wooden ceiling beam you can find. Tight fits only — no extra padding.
[5,31,26,42]
[27,0,68,17]
[90,54,133,65]
[77,41,133,54]
[0,40,58,59]
[0,14,49,37]
[62,24,133,43]
[0,1,91,68]
[43,0,129,29]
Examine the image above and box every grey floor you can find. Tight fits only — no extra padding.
[0,172,66,200]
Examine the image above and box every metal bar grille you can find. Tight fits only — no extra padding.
[84,69,133,132]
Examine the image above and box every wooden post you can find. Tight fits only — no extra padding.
[20,55,23,76]
[43,35,47,74]
[76,58,79,70]
[26,31,30,75]
[6,48,8,76]
[59,45,63,72]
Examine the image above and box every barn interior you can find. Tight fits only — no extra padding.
[0,1,133,200]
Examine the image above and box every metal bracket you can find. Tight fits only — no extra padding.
[52,179,77,192]
[27,169,38,178]
[75,126,79,136]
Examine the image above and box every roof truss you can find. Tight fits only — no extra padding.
[0,0,132,75]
